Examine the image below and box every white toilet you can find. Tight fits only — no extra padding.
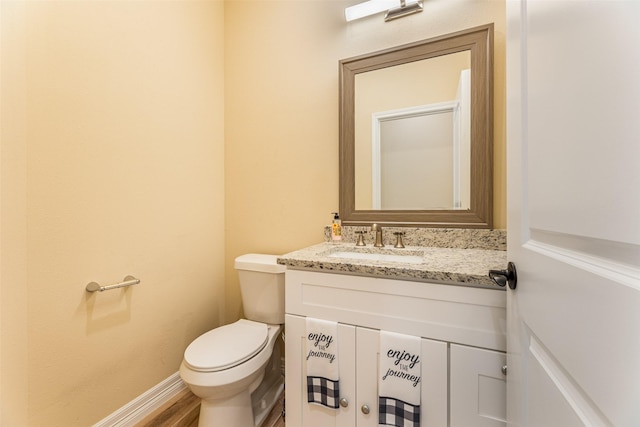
[179,254,286,427]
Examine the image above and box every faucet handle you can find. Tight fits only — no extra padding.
[355,230,367,246]
[393,232,405,248]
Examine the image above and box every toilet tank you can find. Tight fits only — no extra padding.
[234,254,286,325]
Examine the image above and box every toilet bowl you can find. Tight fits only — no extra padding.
[179,254,286,427]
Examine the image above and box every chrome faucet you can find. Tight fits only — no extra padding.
[371,223,384,247]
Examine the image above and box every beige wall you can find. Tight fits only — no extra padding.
[1,1,225,425]
[2,0,505,425]
[224,0,506,319]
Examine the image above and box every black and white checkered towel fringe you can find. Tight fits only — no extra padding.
[307,376,340,409]
[378,396,420,427]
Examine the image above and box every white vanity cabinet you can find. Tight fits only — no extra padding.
[450,344,507,427]
[286,315,448,426]
[284,269,507,426]
[285,316,356,426]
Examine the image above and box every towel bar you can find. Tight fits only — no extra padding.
[86,275,140,293]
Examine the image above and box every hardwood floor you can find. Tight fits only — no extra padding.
[137,389,285,427]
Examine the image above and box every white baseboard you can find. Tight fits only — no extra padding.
[93,372,187,427]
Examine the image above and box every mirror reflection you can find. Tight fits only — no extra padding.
[354,51,471,210]
[339,24,493,228]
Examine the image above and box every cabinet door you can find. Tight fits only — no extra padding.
[356,327,448,427]
[450,344,506,427]
[284,314,356,427]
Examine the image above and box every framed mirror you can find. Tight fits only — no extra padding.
[339,24,493,228]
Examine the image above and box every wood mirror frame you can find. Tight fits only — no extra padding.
[339,24,494,228]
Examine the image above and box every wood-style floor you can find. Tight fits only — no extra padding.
[137,389,285,427]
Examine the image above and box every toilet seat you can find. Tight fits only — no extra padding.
[184,319,268,373]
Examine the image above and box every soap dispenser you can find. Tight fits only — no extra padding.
[331,212,342,241]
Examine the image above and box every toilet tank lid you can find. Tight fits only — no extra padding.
[235,254,286,273]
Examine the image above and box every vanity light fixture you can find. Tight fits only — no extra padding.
[345,0,423,22]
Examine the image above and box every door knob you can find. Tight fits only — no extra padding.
[489,261,518,289]
[339,397,349,408]
[361,404,370,414]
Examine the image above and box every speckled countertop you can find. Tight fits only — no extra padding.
[277,241,508,289]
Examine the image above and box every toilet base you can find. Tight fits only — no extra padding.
[252,334,284,426]
[198,388,254,427]
[197,375,284,427]
[252,374,284,427]
[196,335,285,427]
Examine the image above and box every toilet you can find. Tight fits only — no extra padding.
[179,254,286,427]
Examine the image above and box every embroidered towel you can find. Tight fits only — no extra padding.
[378,330,422,427]
[306,318,340,409]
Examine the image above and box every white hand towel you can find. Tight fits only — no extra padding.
[378,330,422,426]
[306,318,340,408]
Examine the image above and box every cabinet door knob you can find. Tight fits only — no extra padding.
[502,365,508,376]
[339,397,349,408]
[361,404,370,414]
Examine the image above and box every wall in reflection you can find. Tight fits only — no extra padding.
[354,51,471,210]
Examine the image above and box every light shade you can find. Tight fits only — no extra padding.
[345,0,421,22]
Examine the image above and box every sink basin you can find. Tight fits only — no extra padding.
[326,250,424,264]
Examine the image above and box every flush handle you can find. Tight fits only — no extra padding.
[489,262,518,289]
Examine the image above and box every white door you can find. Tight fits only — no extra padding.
[506,1,640,426]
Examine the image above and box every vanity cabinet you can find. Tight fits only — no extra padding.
[284,269,507,426]
[285,316,356,427]
[450,344,507,427]
[286,315,448,426]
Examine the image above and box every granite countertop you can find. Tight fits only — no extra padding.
[277,242,508,289]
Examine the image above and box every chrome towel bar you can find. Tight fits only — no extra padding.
[85,275,140,293]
